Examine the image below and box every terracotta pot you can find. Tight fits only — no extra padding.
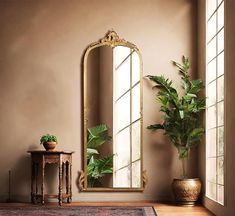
[172,178,202,206]
[43,141,57,151]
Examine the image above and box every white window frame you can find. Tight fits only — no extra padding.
[206,0,225,205]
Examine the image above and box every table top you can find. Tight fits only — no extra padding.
[28,150,75,154]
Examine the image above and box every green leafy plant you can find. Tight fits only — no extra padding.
[146,56,206,178]
[40,134,58,144]
[87,155,113,187]
[87,124,112,150]
[87,124,113,187]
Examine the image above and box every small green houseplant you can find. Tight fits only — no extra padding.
[40,134,58,151]
[86,124,114,187]
[146,56,205,205]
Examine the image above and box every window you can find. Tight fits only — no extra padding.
[113,46,141,188]
[206,0,224,205]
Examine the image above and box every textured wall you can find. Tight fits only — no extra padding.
[0,0,197,202]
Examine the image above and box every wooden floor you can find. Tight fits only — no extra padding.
[155,203,214,216]
[0,202,214,216]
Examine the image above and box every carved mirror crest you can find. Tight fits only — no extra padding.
[80,31,145,191]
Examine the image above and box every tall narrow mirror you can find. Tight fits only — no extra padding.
[81,31,143,191]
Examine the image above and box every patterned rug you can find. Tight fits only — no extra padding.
[0,206,157,216]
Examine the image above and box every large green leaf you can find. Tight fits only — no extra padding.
[87,155,114,180]
[87,124,112,149]
[187,128,204,147]
[87,148,99,159]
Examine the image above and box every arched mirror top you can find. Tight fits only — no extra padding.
[84,30,140,56]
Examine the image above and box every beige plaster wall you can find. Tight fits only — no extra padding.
[0,0,197,202]
[198,0,235,215]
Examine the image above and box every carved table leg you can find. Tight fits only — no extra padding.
[41,157,45,204]
[62,162,64,200]
[69,162,72,203]
[58,159,62,205]
[31,161,35,203]
[66,161,69,203]
[35,163,38,203]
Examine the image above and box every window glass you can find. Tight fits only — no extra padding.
[207,59,216,83]
[207,37,217,61]
[207,14,216,41]
[132,120,141,161]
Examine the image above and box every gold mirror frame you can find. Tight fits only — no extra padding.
[80,30,146,192]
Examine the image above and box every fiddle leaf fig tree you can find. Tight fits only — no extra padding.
[147,56,205,178]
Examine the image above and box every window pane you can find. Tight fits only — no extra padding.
[132,120,141,161]
[115,58,130,98]
[217,2,224,31]
[114,46,131,68]
[218,52,224,76]
[114,167,130,187]
[132,84,140,121]
[207,0,217,18]
[207,81,216,106]
[217,185,224,204]
[207,37,216,61]
[217,29,224,54]
[217,75,224,101]
[116,93,130,131]
[217,101,224,126]
[217,156,224,185]
[115,128,130,169]
[207,59,216,83]
[132,51,140,86]
[207,105,216,129]
[217,126,224,156]
[207,13,216,41]
[206,181,217,200]
[207,158,217,183]
[132,160,141,188]
[206,128,216,157]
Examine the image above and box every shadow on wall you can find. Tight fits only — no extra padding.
[10,155,31,202]
[148,130,175,200]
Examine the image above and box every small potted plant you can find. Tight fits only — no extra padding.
[146,56,205,205]
[40,134,58,151]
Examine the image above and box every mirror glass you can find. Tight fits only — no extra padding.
[83,31,143,190]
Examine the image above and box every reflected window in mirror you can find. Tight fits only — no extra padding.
[113,46,141,188]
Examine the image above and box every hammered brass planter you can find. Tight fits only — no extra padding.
[172,178,202,206]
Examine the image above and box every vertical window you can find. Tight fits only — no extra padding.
[206,0,224,205]
[113,46,141,188]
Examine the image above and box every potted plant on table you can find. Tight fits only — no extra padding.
[146,56,206,206]
[40,134,58,151]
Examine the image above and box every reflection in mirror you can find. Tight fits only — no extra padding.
[83,31,143,191]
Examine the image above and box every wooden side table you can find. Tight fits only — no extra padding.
[28,150,74,205]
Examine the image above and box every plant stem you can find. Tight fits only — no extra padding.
[182,158,186,179]
[181,156,189,179]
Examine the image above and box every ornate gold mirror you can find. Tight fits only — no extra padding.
[80,31,144,191]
